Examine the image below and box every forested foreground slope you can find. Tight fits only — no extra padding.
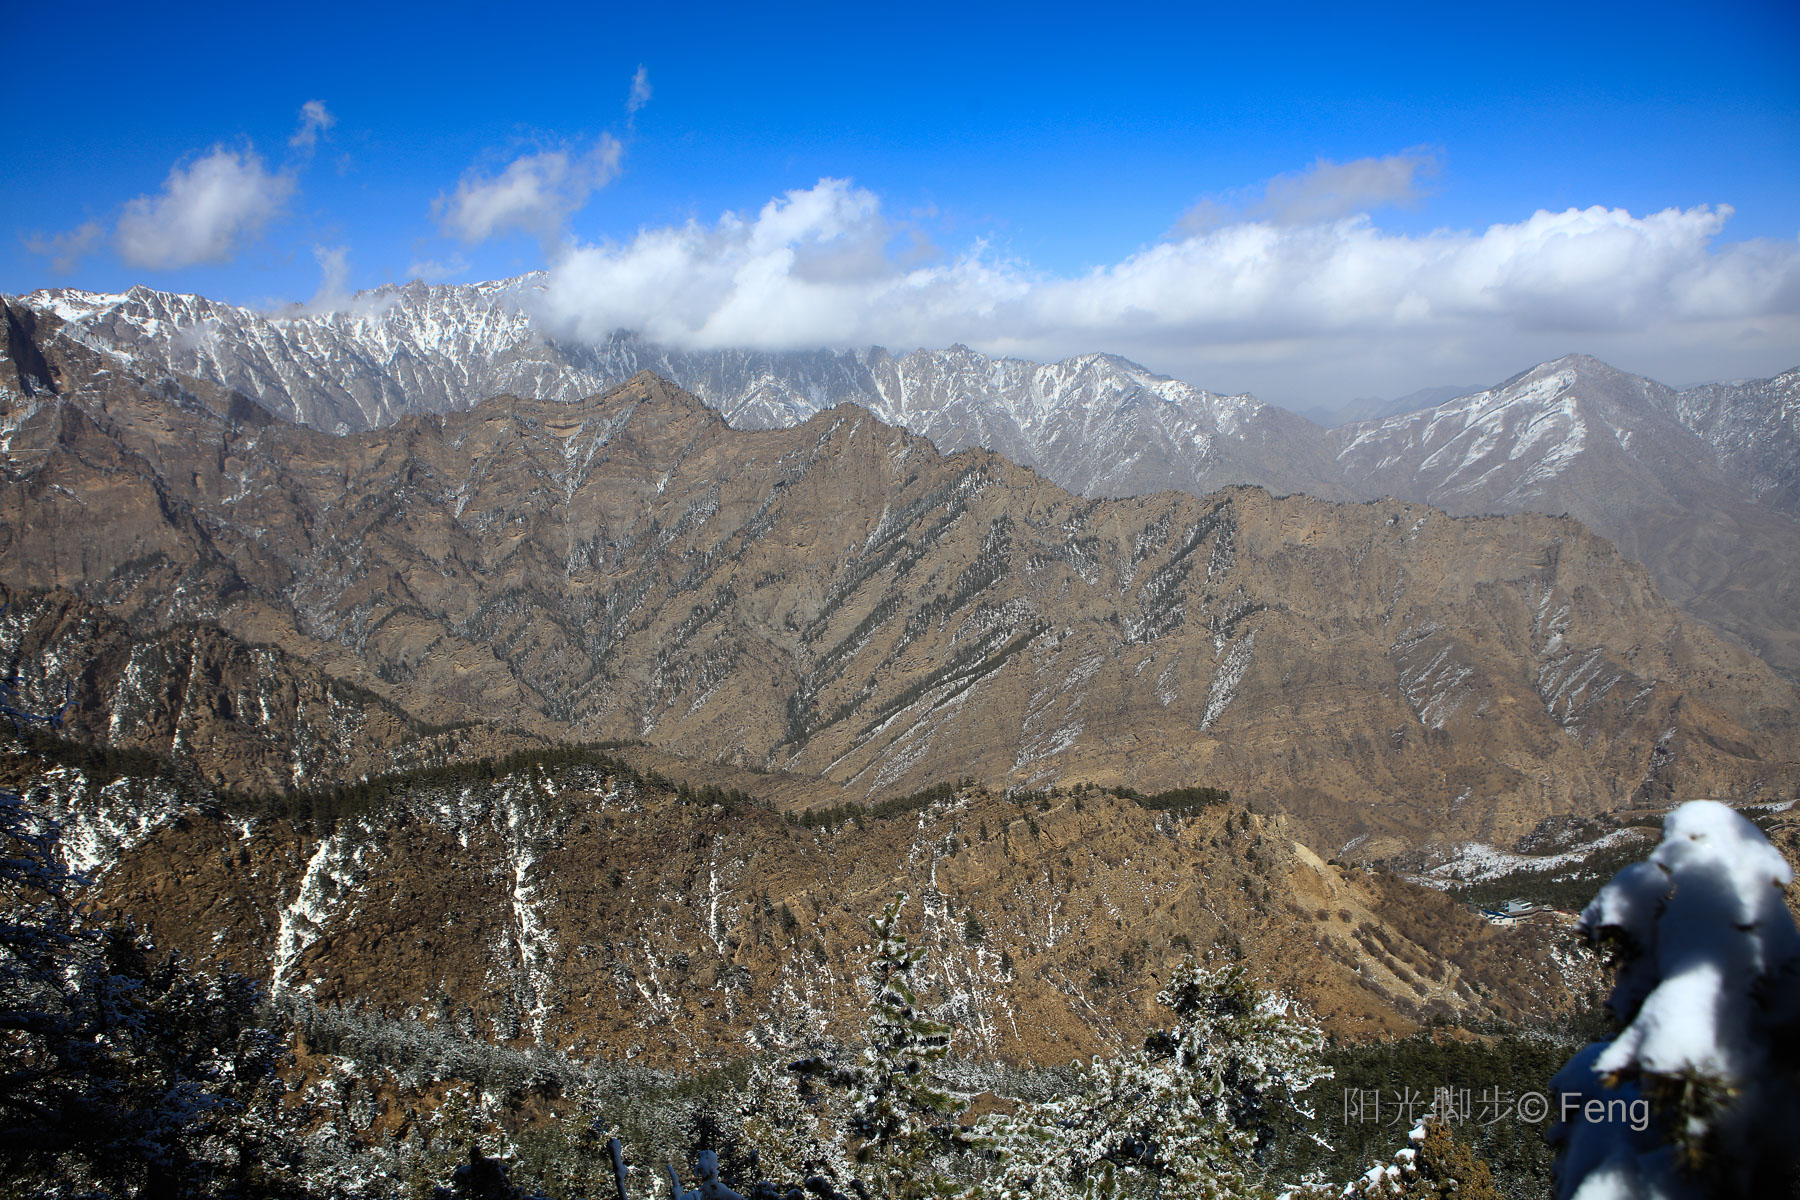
[13,744,1583,1061]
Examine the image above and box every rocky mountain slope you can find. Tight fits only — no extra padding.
[0,584,547,792]
[1659,366,1800,516]
[1,306,1794,859]
[15,282,1795,682]
[1334,355,1800,675]
[12,743,1584,1065]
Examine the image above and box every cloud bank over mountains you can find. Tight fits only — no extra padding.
[529,173,1800,400]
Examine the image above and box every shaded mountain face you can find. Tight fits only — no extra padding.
[1,309,1794,860]
[16,283,1798,686]
[0,585,548,793]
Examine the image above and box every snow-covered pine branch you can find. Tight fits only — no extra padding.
[1550,800,1800,1199]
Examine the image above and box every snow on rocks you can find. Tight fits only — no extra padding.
[1418,827,1653,890]
[274,828,375,994]
[1200,630,1254,729]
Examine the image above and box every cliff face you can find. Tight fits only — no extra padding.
[1,311,1795,858]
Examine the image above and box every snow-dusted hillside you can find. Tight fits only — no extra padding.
[1332,355,1800,523]
[1664,366,1800,516]
[1335,358,1598,509]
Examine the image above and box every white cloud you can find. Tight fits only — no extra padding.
[309,244,351,309]
[1254,150,1439,224]
[1180,150,1440,232]
[534,177,1800,400]
[114,146,294,269]
[405,253,471,282]
[173,318,220,354]
[536,178,1005,349]
[627,66,652,114]
[290,100,335,151]
[24,220,105,273]
[435,136,623,246]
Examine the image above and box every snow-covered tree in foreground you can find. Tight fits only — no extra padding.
[794,894,970,1199]
[985,960,1330,1199]
[1551,800,1800,1199]
[721,1057,853,1188]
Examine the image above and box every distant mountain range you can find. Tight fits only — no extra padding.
[12,278,1800,680]
[2,305,1796,862]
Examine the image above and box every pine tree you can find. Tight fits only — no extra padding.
[961,912,986,945]
[1412,1120,1501,1199]
[722,1058,851,1189]
[985,959,1331,1199]
[793,895,970,1199]
[1341,1118,1503,1199]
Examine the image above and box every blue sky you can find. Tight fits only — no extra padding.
[6,0,1797,406]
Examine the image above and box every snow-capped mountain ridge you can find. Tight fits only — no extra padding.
[1333,352,1800,676]
[38,278,556,432]
[26,280,1791,510]
[23,278,1334,499]
[1336,355,1612,508]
